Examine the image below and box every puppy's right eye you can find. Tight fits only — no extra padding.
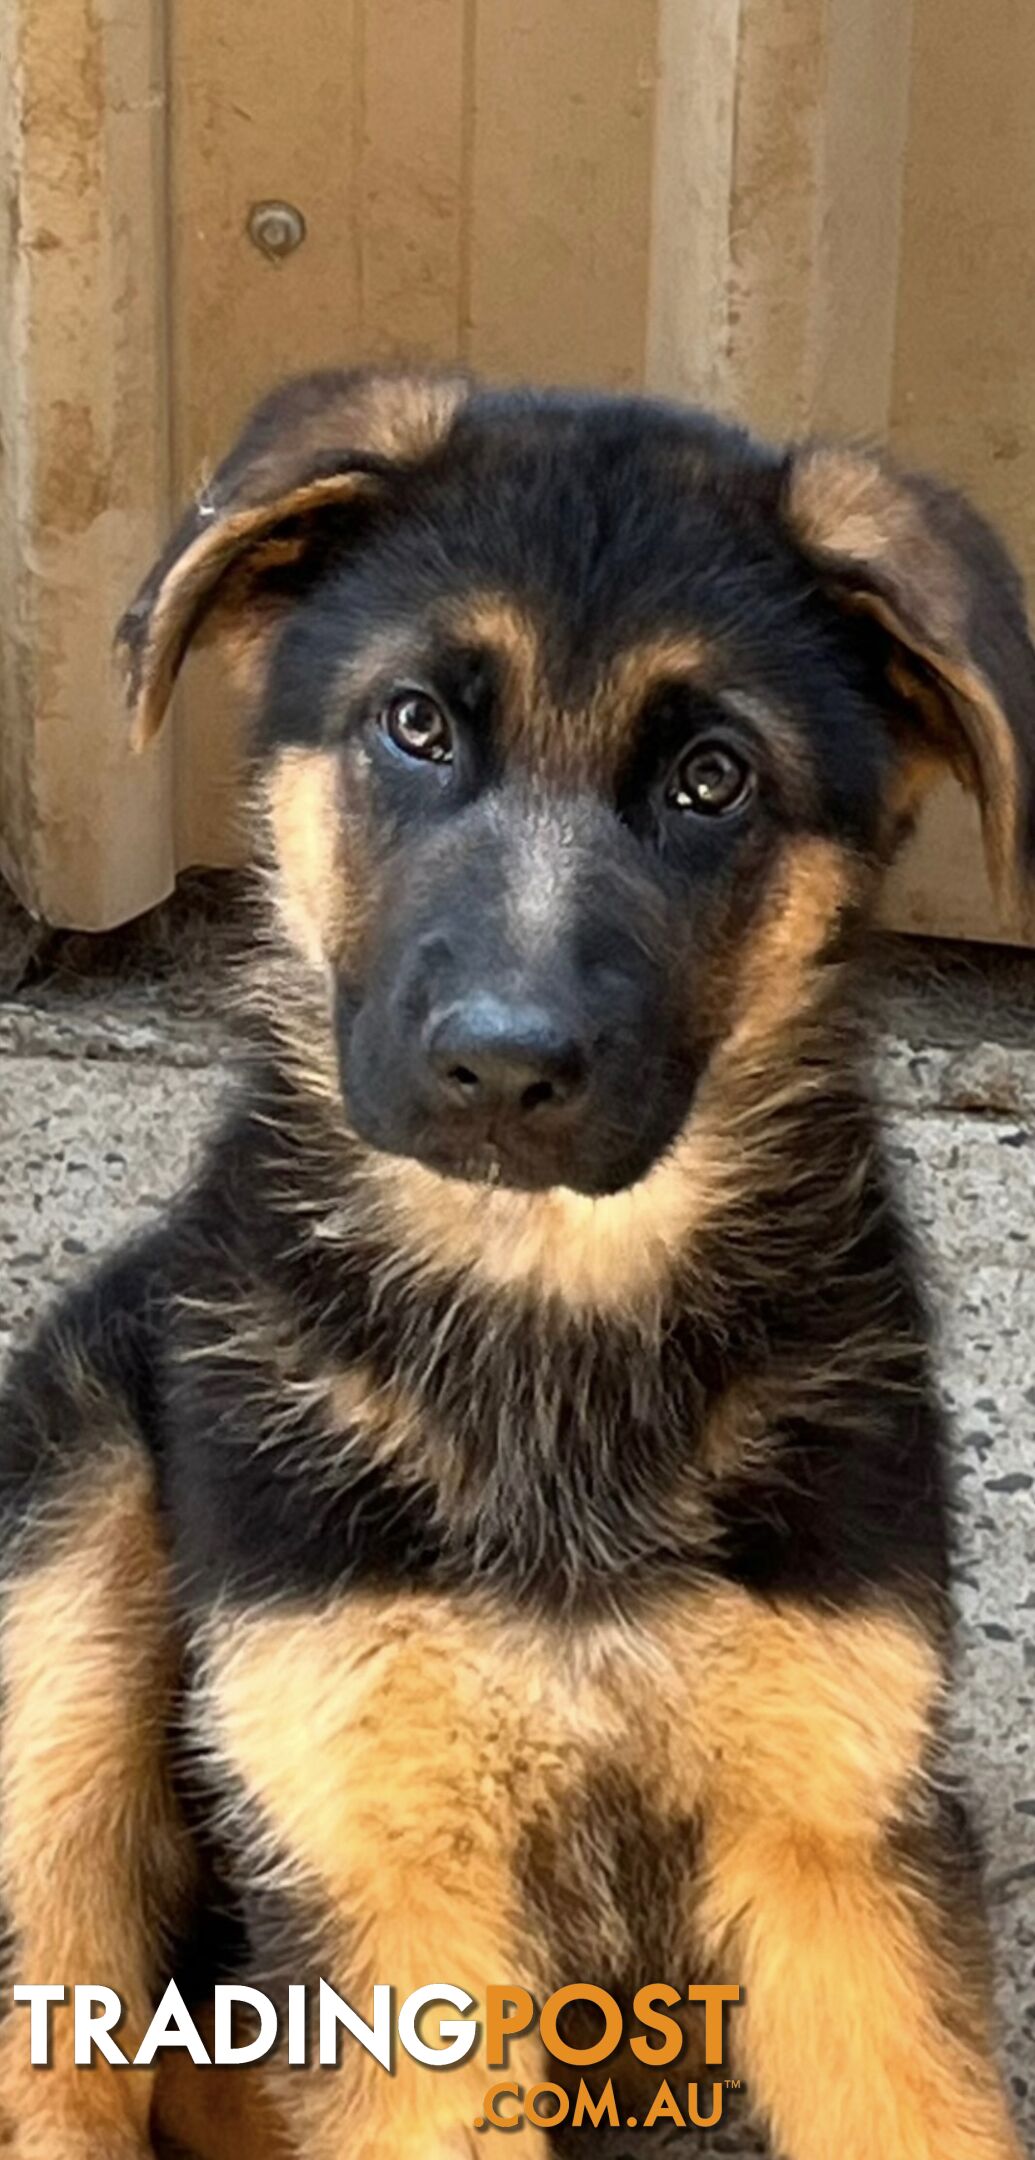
[667,737,754,818]
[380,690,454,765]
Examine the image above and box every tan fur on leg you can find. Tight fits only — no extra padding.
[699,1814,1023,2160]
[197,1597,557,2160]
[0,1445,191,2160]
[685,1592,1022,2160]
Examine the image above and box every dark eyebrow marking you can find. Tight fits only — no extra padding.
[712,687,816,802]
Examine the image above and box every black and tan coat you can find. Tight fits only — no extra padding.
[0,370,1032,2160]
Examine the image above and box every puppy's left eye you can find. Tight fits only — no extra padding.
[667,738,754,817]
[380,690,454,764]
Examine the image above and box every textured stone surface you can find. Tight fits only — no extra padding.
[890,1116,1035,2141]
[0,1052,223,1344]
[0,899,1032,2154]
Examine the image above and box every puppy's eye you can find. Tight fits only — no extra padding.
[380,690,453,764]
[667,738,754,817]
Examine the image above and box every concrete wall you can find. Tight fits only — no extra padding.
[2,0,1033,935]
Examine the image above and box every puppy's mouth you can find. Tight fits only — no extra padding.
[366,1094,693,1200]
[401,1132,601,1196]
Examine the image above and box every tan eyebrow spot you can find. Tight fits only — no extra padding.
[608,631,715,699]
[441,591,546,712]
[562,633,719,783]
[328,596,545,730]
[438,599,719,783]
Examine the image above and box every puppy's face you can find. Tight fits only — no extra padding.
[122,374,1035,1210]
[262,415,890,1198]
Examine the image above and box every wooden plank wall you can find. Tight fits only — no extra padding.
[165,0,657,880]
[0,0,173,925]
[1,0,1032,938]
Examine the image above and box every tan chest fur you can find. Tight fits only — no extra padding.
[201,1581,938,2007]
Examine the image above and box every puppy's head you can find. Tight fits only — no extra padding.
[121,371,1035,1283]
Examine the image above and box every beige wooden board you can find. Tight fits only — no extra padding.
[167,0,656,446]
[0,0,173,928]
[646,0,1027,945]
[892,0,1035,557]
[647,0,742,412]
[462,0,656,386]
[164,0,658,870]
[880,0,1035,943]
[168,0,371,868]
[647,0,912,436]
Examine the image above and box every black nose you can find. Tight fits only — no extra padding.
[424,994,588,1116]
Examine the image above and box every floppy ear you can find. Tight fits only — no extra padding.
[116,366,472,747]
[783,444,1035,906]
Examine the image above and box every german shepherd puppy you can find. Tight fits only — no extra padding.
[0,369,1030,2160]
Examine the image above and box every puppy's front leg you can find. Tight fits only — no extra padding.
[0,1448,191,2160]
[702,1801,1022,2160]
[693,1596,1023,2160]
[196,1597,545,2160]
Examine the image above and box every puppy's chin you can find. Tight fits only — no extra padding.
[346,1100,685,1202]
[355,1131,653,1201]
[352,1118,713,1318]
